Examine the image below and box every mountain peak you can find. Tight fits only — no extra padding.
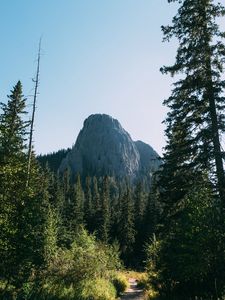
[83,114,124,134]
[60,114,160,182]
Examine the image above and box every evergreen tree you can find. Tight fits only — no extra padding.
[160,0,225,205]
[148,177,224,298]
[84,176,94,232]
[144,191,161,240]
[97,176,110,242]
[118,182,136,266]
[92,176,101,231]
[150,1,225,297]
[133,182,147,265]
[0,81,30,289]
[0,81,29,197]
[0,83,53,295]
[67,174,84,236]
[134,182,146,227]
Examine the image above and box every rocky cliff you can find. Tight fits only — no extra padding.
[59,114,161,182]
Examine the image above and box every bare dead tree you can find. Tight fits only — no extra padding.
[26,38,41,187]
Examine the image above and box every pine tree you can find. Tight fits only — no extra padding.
[0,81,30,288]
[67,174,85,237]
[84,176,94,232]
[133,182,147,265]
[118,182,136,265]
[92,176,101,231]
[149,177,223,298]
[0,83,53,295]
[160,0,225,206]
[150,1,225,297]
[134,182,146,227]
[0,81,29,195]
[97,176,110,242]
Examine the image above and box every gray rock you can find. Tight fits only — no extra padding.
[59,114,160,182]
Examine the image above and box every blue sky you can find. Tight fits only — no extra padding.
[0,1,187,155]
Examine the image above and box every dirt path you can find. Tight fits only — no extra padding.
[120,278,144,300]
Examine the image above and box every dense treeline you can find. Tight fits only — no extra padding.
[0,82,137,299]
[1,1,225,299]
[37,149,71,173]
[41,168,161,268]
[145,1,225,299]
[0,81,160,299]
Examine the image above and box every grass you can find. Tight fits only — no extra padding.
[111,272,129,296]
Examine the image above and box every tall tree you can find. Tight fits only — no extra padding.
[68,174,84,235]
[133,182,147,265]
[0,81,29,290]
[92,176,101,231]
[117,182,136,265]
[97,176,110,242]
[149,1,225,298]
[84,176,94,232]
[0,82,52,296]
[160,0,225,206]
[148,176,224,298]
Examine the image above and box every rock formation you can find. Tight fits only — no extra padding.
[59,114,161,183]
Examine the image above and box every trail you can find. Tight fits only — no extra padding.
[120,278,144,300]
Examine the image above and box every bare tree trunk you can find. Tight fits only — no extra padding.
[26,38,41,187]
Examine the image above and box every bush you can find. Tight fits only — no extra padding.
[144,289,159,300]
[136,273,148,289]
[30,228,122,300]
[80,278,116,300]
[112,273,128,296]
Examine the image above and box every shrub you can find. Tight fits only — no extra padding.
[30,228,122,300]
[144,289,159,300]
[136,273,148,289]
[112,273,128,296]
[80,278,116,300]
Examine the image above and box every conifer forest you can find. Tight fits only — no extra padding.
[1,1,225,299]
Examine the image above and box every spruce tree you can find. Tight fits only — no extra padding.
[68,174,84,236]
[84,176,94,232]
[149,177,223,298]
[160,0,225,206]
[92,176,101,231]
[97,176,110,242]
[150,1,225,297]
[0,81,29,288]
[134,182,146,227]
[118,182,136,265]
[133,182,147,265]
[0,82,52,295]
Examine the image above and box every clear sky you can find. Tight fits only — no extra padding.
[0,1,209,155]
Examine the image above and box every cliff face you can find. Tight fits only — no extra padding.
[60,114,161,181]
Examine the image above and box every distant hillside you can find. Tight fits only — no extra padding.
[37,148,71,173]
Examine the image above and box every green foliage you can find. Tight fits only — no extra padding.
[111,273,128,296]
[146,178,225,298]
[118,182,136,265]
[0,82,60,299]
[159,0,225,205]
[0,82,40,290]
[79,278,116,300]
[84,176,94,232]
[37,148,71,173]
[32,228,120,300]
[150,1,225,298]
[71,174,85,228]
[97,176,110,242]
